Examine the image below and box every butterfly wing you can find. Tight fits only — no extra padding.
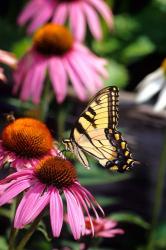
[69,86,138,172]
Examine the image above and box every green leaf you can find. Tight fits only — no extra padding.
[114,14,140,39]
[37,221,51,242]
[62,240,80,250]
[0,208,12,219]
[0,237,8,250]
[96,195,119,206]
[12,37,32,58]
[92,38,122,56]
[155,222,166,248]
[110,212,150,229]
[121,36,155,64]
[76,160,131,185]
[104,60,129,89]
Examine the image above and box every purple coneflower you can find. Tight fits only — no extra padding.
[84,217,124,238]
[13,23,107,104]
[0,118,57,170]
[18,0,113,41]
[0,156,104,239]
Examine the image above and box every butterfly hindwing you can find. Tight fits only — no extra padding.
[63,86,138,172]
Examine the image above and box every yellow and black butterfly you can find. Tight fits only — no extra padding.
[62,86,139,172]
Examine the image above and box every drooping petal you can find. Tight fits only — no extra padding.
[73,43,108,78]
[17,0,40,25]
[68,188,86,236]
[52,3,68,24]
[14,182,48,228]
[82,2,102,40]
[19,67,36,101]
[50,188,63,237]
[67,51,97,93]
[64,189,82,240]
[0,179,32,206]
[68,3,86,41]
[49,57,67,103]
[63,56,87,101]
[0,170,33,185]
[30,59,47,104]
[27,3,53,34]
[70,185,94,236]
[0,50,17,68]
[13,54,32,94]
[69,51,103,92]
[0,67,7,82]
[89,0,114,28]
[97,228,124,238]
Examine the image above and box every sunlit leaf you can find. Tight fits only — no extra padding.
[0,237,8,250]
[110,212,150,229]
[121,37,155,63]
[96,195,119,206]
[155,222,166,248]
[105,60,129,89]
[12,37,32,58]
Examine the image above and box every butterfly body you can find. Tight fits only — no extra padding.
[63,86,139,172]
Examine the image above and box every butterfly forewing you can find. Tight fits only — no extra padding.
[71,86,119,141]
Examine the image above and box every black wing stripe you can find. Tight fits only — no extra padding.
[87,107,96,116]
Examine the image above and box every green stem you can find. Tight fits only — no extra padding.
[8,195,21,250]
[147,130,166,250]
[57,108,67,140]
[8,228,18,250]
[16,216,41,250]
[39,80,54,121]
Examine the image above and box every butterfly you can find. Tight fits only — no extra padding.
[62,86,139,172]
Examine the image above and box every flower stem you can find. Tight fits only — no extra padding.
[8,195,21,250]
[8,228,18,250]
[146,130,166,250]
[39,79,54,121]
[16,216,41,250]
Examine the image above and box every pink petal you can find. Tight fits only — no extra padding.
[0,50,17,68]
[89,0,114,28]
[52,3,68,24]
[50,188,63,237]
[68,188,86,236]
[0,67,7,82]
[68,51,101,93]
[82,2,102,40]
[73,45,108,78]
[17,0,40,25]
[70,185,94,236]
[30,60,47,104]
[19,67,35,101]
[63,56,87,101]
[27,3,53,34]
[14,182,49,227]
[68,3,86,42]
[0,170,33,185]
[0,179,31,206]
[97,229,124,237]
[13,54,31,94]
[64,189,82,240]
[76,184,104,216]
[48,57,67,103]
